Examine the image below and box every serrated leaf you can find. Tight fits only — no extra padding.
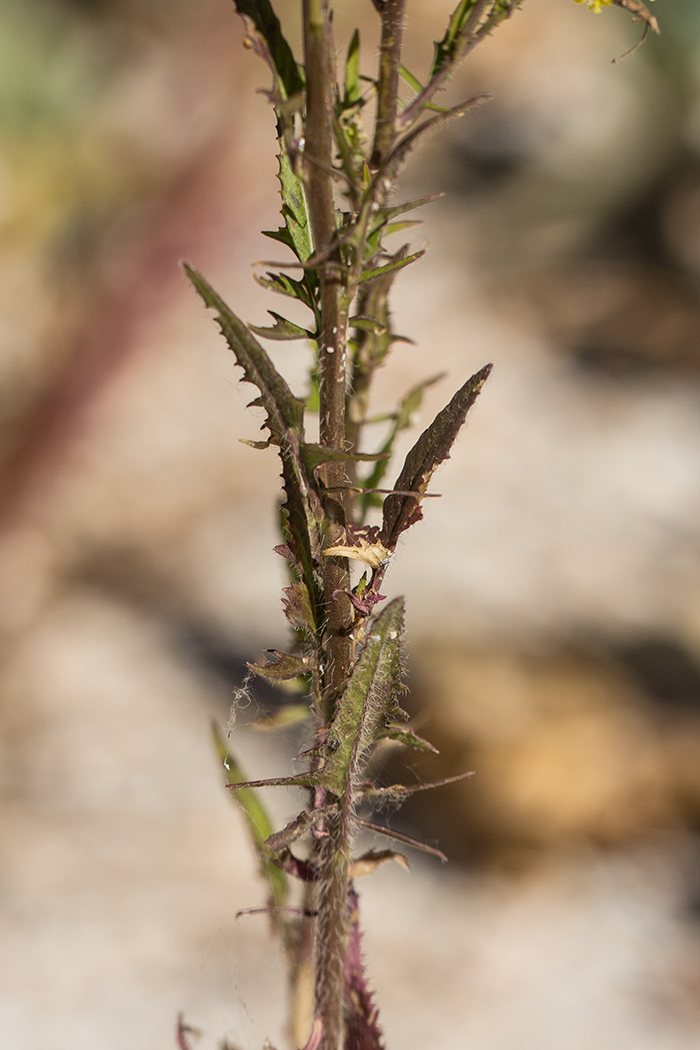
[321,599,405,797]
[212,722,289,907]
[359,249,424,285]
[381,363,492,548]
[248,649,315,681]
[184,266,304,447]
[249,311,315,341]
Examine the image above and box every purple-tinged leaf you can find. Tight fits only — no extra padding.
[336,589,387,616]
[282,580,316,633]
[271,849,318,883]
[381,363,491,549]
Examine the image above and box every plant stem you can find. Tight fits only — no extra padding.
[371,0,407,170]
[303,3,354,1047]
[302,0,352,719]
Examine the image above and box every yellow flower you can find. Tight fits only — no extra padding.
[573,0,613,10]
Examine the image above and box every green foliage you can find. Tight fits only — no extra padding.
[212,722,289,910]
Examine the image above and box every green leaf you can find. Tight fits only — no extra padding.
[212,722,289,907]
[277,138,315,262]
[359,249,424,284]
[344,29,361,107]
[368,193,442,238]
[255,270,316,311]
[381,363,492,548]
[320,599,405,797]
[249,311,315,341]
[184,265,305,447]
[233,0,303,100]
[279,437,325,627]
[349,316,387,335]
[398,64,424,95]
[432,0,479,77]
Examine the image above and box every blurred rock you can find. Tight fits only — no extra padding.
[397,641,700,864]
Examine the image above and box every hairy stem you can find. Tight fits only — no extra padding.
[371,0,407,169]
[303,3,354,1047]
[302,0,352,720]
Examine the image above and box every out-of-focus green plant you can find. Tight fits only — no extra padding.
[183,2,659,1049]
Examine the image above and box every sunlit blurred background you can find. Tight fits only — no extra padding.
[4,0,700,1047]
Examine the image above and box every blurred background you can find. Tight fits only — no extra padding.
[4,0,700,1047]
